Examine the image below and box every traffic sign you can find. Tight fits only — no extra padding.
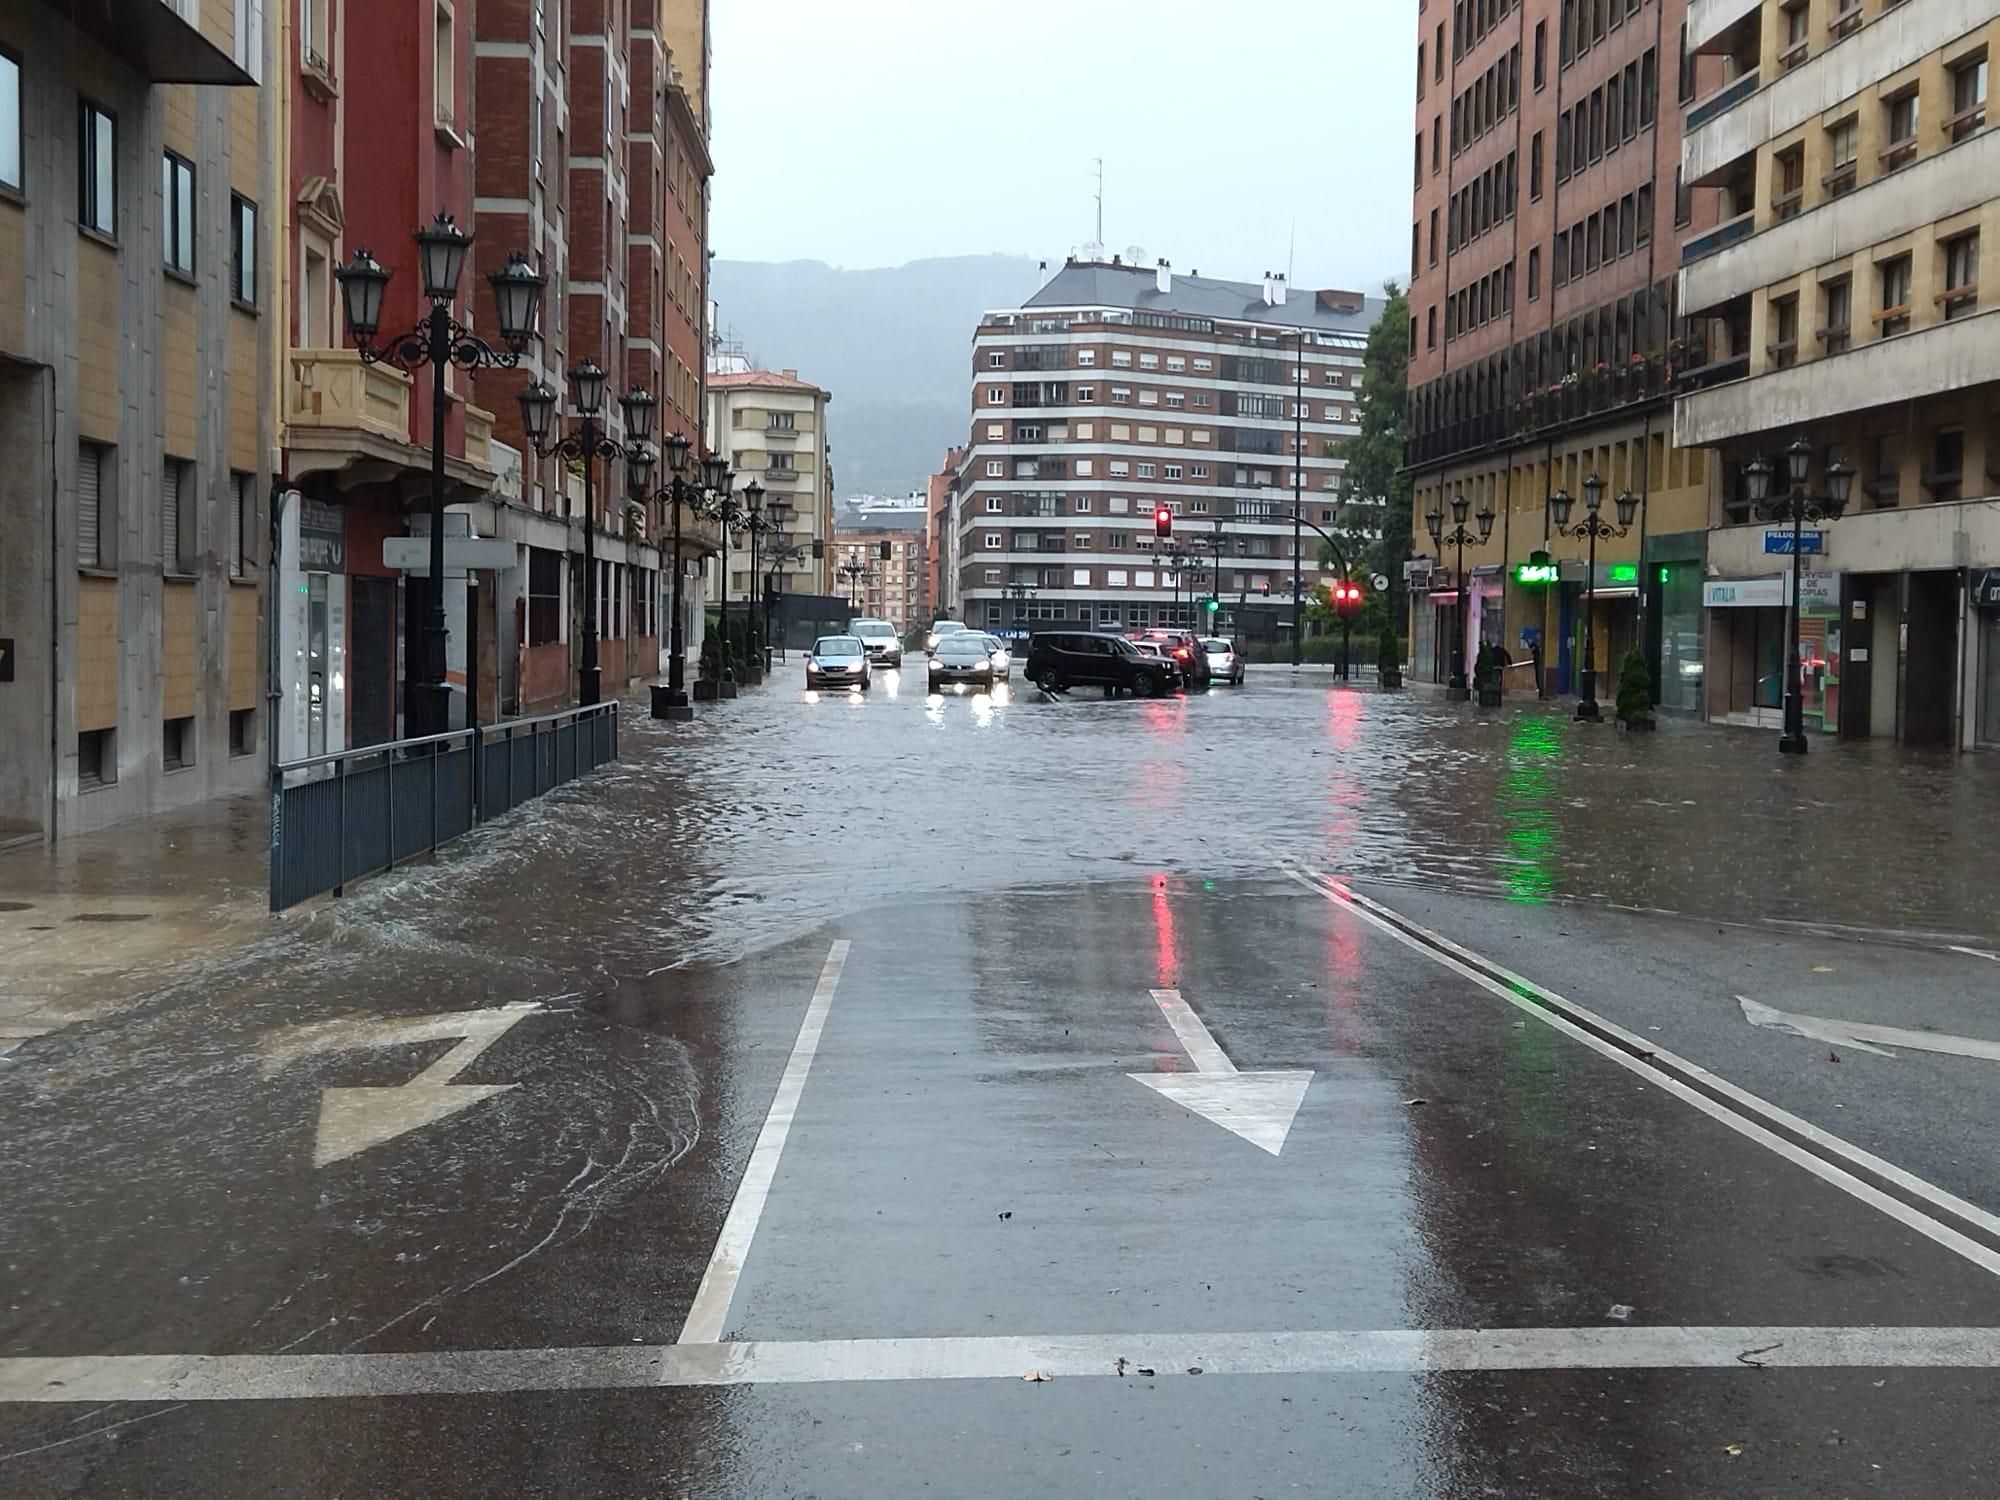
[1764,530,1825,555]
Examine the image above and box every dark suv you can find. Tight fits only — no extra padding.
[1136,630,1212,689]
[1026,631,1174,697]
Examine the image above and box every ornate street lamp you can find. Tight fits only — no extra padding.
[1746,436,1854,754]
[514,361,652,706]
[336,217,545,738]
[1424,491,1494,700]
[630,430,725,719]
[1549,472,1639,721]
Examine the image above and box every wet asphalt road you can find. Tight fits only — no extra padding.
[3,665,2000,1496]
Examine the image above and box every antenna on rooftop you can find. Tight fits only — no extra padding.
[1094,158,1104,246]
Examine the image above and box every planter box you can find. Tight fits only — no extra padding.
[1618,716,1658,732]
[1476,687,1503,707]
[1377,668,1403,689]
[692,680,720,702]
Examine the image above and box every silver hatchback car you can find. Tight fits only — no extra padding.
[1201,637,1245,685]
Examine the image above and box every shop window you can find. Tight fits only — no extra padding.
[1925,429,1964,503]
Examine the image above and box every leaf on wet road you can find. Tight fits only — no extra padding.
[1723,1443,1745,1457]
[1403,1097,1429,1107]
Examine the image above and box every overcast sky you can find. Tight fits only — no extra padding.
[709,0,1418,293]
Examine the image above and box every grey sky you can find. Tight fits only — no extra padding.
[710,0,1419,293]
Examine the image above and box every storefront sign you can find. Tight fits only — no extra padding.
[1607,563,1639,584]
[1971,569,2000,610]
[1704,577,1787,609]
[298,499,347,571]
[1799,569,1838,609]
[1764,529,1825,555]
[1515,561,1560,585]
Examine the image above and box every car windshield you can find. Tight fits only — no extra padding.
[1201,639,1231,653]
[1109,638,1143,657]
[940,634,986,651]
[978,636,1005,651]
[851,622,895,638]
[814,637,862,655]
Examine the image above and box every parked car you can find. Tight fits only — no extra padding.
[848,617,903,668]
[805,635,872,691]
[924,620,969,655]
[1137,629,1212,688]
[1026,631,1174,697]
[1201,637,1245,685]
[928,631,1001,690]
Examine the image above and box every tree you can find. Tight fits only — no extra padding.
[1335,283,1412,593]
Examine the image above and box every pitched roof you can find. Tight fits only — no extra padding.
[1022,260,1381,335]
[708,368,829,396]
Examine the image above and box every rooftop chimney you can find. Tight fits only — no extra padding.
[782,368,797,379]
[1272,273,1288,308]
[1261,272,1278,306]
[1155,259,1172,295]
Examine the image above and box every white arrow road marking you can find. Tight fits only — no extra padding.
[1737,996,2000,1063]
[1128,988,1312,1156]
[1949,945,2000,964]
[262,1002,540,1167]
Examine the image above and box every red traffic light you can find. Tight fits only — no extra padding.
[1154,506,1173,539]
[1331,579,1365,620]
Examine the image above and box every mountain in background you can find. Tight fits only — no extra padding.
[710,255,1045,499]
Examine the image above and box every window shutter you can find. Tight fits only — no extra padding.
[228,473,246,578]
[77,445,101,568]
[162,461,181,571]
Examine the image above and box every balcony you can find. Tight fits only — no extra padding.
[285,349,496,495]
[1686,70,1760,131]
[1680,209,1755,264]
[761,464,806,482]
[1685,0,1760,54]
[761,424,800,442]
[43,0,255,84]
[1675,306,2000,447]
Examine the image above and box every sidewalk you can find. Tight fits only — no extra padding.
[0,795,267,1056]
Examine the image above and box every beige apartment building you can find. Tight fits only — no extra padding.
[0,2,273,847]
[706,368,834,602]
[1676,0,2000,747]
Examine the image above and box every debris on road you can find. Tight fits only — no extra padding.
[1403,1096,1429,1107]
[1023,1369,1051,1383]
[1115,1357,1128,1377]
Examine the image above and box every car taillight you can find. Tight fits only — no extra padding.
[1174,648,1189,660]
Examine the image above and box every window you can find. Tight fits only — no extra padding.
[1950,55,1987,142]
[161,152,195,273]
[1077,349,1096,365]
[1527,246,1541,301]
[1071,569,1091,588]
[1831,0,1862,37]
[1192,357,1212,372]
[230,194,258,305]
[1779,2,1809,70]
[1529,133,1543,200]
[1427,305,1437,349]
[1820,276,1853,354]
[1136,463,1156,479]
[1076,459,1094,476]
[1138,353,1159,369]
[1108,460,1128,477]
[434,2,456,130]
[0,48,19,194]
[1108,532,1128,551]
[1138,390,1158,407]
[987,386,1004,403]
[1943,231,1980,318]
[1677,22,1694,103]
[163,716,195,772]
[1077,385,1095,403]
[984,568,1001,584]
[1771,146,1804,221]
[985,423,1003,441]
[766,410,796,430]
[79,99,116,235]
[1111,350,1132,367]
[77,442,107,568]
[162,457,194,573]
[230,471,251,578]
[1883,90,1919,171]
[988,352,1006,368]
[1075,497,1093,514]
[1768,294,1800,369]
[985,460,1004,477]
[229,709,255,758]
[1166,355,1185,372]
[1165,464,1182,479]
[1191,464,1209,478]
[984,495,1003,511]
[1111,387,1131,404]
[1165,392,1185,409]
[1930,429,1965,501]
[1878,254,1912,336]
[1533,20,1547,89]
[78,728,115,789]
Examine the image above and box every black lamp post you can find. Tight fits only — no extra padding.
[1006,579,1037,634]
[759,493,794,654]
[1423,491,1495,701]
[515,363,651,707]
[707,470,743,686]
[336,216,545,739]
[1745,436,1854,755]
[1166,545,1199,627]
[627,430,721,718]
[1549,472,1638,722]
[742,480,767,667]
[1209,516,1228,626]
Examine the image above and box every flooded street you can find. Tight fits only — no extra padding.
[4,672,1999,1495]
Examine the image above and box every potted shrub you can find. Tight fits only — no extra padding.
[1473,643,1506,707]
[1376,628,1402,689]
[1615,647,1656,731]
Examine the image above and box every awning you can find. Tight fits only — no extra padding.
[1580,585,1640,601]
[51,0,256,86]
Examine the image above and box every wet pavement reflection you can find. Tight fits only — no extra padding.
[3,671,1998,1495]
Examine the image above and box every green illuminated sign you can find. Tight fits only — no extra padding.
[1608,564,1638,584]
[1515,563,1560,585]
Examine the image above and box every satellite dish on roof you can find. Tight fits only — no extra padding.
[1126,245,1147,265]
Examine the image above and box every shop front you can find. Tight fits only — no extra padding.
[1973,569,2000,749]
[1644,530,1708,714]
[1703,571,1840,735]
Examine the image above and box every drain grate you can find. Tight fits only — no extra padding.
[71,912,153,923]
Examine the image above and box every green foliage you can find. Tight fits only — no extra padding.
[1334,283,1412,591]
[1615,647,1654,723]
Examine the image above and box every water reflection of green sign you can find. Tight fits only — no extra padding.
[1515,562,1560,585]
[1608,564,1638,584]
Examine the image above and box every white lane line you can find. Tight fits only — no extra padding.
[1148,988,1235,1074]
[4,1326,1996,1402]
[1280,864,2000,1280]
[1950,945,2000,964]
[678,939,850,1345]
[1739,995,2000,1063]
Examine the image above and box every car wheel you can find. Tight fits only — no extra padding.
[1131,671,1160,698]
